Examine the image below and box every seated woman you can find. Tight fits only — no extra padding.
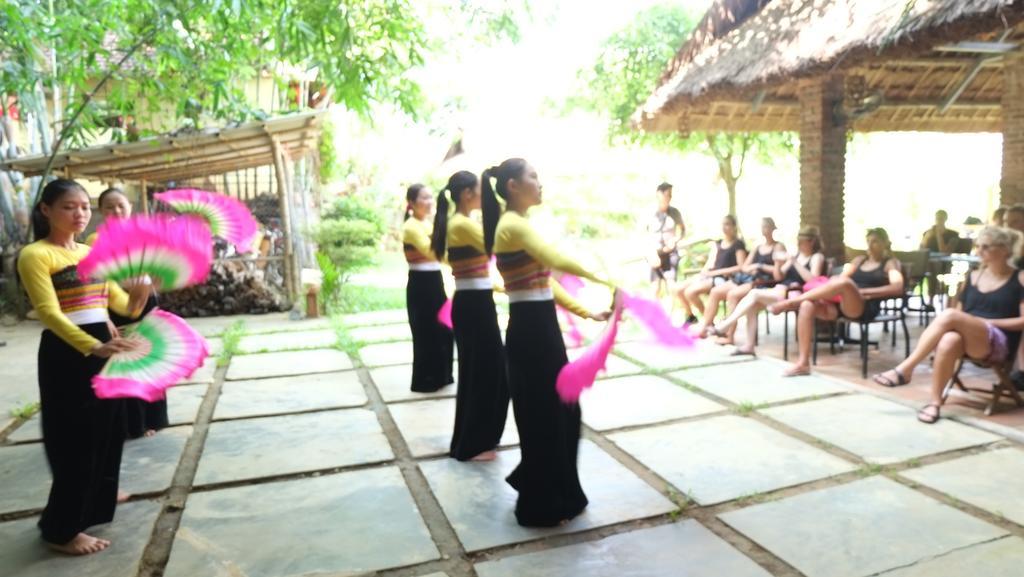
[768,228,904,377]
[676,215,746,325]
[711,226,826,355]
[700,217,784,343]
[872,226,1024,423]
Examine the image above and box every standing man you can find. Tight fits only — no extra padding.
[648,182,685,298]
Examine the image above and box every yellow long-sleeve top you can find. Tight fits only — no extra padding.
[18,241,133,355]
[493,211,608,318]
[447,213,492,289]
[402,217,440,270]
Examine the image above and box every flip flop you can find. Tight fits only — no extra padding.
[872,369,908,388]
[729,349,756,357]
[917,403,941,424]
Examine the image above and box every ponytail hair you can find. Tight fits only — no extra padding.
[430,170,478,259]
[404,183,426,222]
[482,158,528,255]
[32,178,87,240]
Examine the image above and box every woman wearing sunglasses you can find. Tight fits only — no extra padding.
[872,226,1024,423]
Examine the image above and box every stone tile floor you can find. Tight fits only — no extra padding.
[0,310,1022,577]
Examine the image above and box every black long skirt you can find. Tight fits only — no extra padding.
[112,294,169,439]
[449,289,510,461]
[37,323,125,545]
[505,300,587,527]
[406,270,454,392]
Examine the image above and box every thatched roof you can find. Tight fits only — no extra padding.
[638,0,1024,133]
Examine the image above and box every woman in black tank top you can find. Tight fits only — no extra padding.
[698,217,783,344]
[712,226,826,355]
[676,215,747,324]
[872,226,1024,423]
[769,228,904,377]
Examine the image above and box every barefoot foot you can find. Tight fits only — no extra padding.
[782,364,811,377]
[116,490,131,503]
[144,429,157,437]
[46,532,111,556]
[470,450,497,462]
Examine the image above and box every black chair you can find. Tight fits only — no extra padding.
[815,260,913,379]
[894,249,934,325]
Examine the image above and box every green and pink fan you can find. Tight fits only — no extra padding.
[155,188,259,251]
[93,309,210,402]
[78,214,212,291]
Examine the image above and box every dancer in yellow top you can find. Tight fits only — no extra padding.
[431,171,510,462]
[402,183,454,392]
[482,158,614,527]
[87,187,167,439]
[19,179,148,555]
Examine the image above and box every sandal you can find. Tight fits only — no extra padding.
[917,403,941,424]
[872,369,909,388]
[729,348,756,357]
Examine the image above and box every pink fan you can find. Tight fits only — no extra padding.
[555,273,586,348]
[556,301,622,403]
[155,188,259,251]
[78,214,212,291]
[620,292,697,348]
[438,298,453,329]
[92,309,210,402]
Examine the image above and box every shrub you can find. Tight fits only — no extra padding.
[312,195,386,283]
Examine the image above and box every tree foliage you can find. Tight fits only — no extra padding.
[570,3,795,217]
[2,0,428,147]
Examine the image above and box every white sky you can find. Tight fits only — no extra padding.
[335,1,1003,250]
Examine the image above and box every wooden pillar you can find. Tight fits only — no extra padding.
[270,136,299,299]
[1002,51,1024,207]
[139,179,149,214]
[798,74,847,262]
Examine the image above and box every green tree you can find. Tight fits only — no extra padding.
[3,0,429,213]
[569,3,794,218]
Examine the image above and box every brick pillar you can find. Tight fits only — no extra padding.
[1002,52,1024,207]
[799,75,847,262]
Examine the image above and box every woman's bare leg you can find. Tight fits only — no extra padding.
[717,287,786,332]
[683,279,713,321]
[700,282,734,332]
[720,284,753,343]
[918,332,967,422]
[881,310,992,384]
[785,301,837,375]
[769,277,866,320]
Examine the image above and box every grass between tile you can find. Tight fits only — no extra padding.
[856,463,886,477]
[8,401,40,420]
[217,320,245,367]
[734,491,772,506]
[331,317,366,360]
[732,401,761,416]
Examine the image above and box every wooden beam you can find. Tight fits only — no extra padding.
[270,135,298,299]
[140,179,148,214]
[885,58,1001,68]
[118,155,280,183]
[66,130,313,174]
[935,41,1018,54]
